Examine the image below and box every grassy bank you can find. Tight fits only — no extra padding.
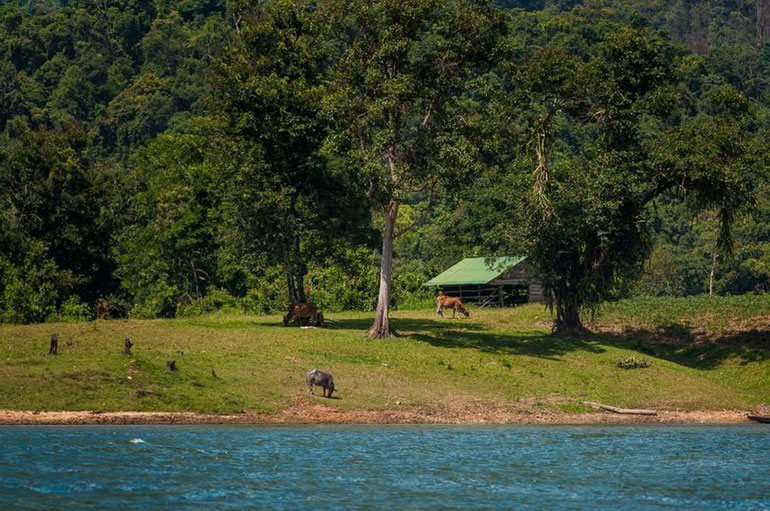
[1,296,768,415]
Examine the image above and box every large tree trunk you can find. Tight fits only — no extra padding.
[282,241,298,305]
[709,246,718,296]
[294,236,307,303]
[367,200,399,338]
[296,269,307,303]
[560,298,583,333]
[553,278,585,334]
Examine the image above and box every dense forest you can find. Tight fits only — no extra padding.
[1,0,768,332]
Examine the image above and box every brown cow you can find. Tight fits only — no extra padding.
[436,294,470,319]
[283,302,324,326]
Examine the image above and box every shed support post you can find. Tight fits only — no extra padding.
[498,285,504,307]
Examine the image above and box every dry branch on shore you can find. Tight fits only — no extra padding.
[584,401,658,415]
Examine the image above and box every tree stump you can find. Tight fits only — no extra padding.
[166,360,177,372]
[123,338,133,355]
[48,334,58,355]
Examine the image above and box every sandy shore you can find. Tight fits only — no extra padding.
[0,403,760,425]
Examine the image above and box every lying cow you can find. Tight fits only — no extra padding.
[283,301,324,326]
[306,368,335,398]
[436,294,470,319]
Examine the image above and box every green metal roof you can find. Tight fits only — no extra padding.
[423,256,527,286]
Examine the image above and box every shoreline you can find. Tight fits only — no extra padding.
[0,406,758,426]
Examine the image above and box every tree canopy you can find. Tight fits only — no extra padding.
[0,0,768,328]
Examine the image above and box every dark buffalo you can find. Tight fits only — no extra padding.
[306,368,335,398]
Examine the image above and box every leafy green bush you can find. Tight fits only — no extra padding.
[130,281,177,319]
[177,288,240,318]
[47,295,93,322]
[239,268,289,314]
[306,249,379,312]
[391,270,432,310]
[1,279,58,324]
[397,292,436,310]
[304,249,433,313]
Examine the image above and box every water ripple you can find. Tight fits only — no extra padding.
[0,425,768,510]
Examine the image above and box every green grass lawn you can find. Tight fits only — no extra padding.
[0,296,768,414]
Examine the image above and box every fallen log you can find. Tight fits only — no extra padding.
[584,401,657,416]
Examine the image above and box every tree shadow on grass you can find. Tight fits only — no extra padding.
[409,329,605,360]
[244,317,490,335]
[408,322,768,368]
[594,324,769,369]
[326,317,490,333]
[234,315,768,370]
[322,316,604,360]
[185,318,279,329]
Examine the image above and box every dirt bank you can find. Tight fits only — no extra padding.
[0,400,760,426]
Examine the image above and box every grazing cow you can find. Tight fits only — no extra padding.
[436,294,470,319]
[283,301,324,326]
[306,368,335,398]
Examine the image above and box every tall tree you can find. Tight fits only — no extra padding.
[0,126,114,322]
[480,15,764,332]
[114,132,223,318]
[320,0,505,337]
[211,0,370,307]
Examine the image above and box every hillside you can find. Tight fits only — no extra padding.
[1,296,767,423]
[2,1,769,325]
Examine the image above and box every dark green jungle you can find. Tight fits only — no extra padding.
[1,0,769,335]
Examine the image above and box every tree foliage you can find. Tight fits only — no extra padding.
[468,12,766,331]
[0,0,768,325]
[319,0,506,336]
[210,0,373,307]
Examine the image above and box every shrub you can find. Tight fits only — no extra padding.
[305,249,433,312]
[177,288,239,318]
[130,281,177,318]
[1,279,58,324]
[240,270,287,314]
[306,250,379,312]
[47,295,93,322]
[391,270,432,310]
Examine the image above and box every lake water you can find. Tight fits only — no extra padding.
[0,425,768,510]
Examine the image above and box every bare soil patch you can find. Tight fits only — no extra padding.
[0,398,756,425]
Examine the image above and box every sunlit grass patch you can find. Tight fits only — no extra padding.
[0,295,768,414]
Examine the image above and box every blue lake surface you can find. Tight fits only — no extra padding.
[0,425,769,510]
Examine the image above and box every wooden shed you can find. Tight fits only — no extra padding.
[423,256,545,307]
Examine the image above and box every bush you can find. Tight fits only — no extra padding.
[1,279,58,324]
[240,268,288,314]
[47,295,93,322]
[130,281,177,319]
[306,249,379,312]
[398,292,436,310]
[94,294,132,319]
[305,249,433,312]
[177,288,240,318]
[391,270,433,310]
